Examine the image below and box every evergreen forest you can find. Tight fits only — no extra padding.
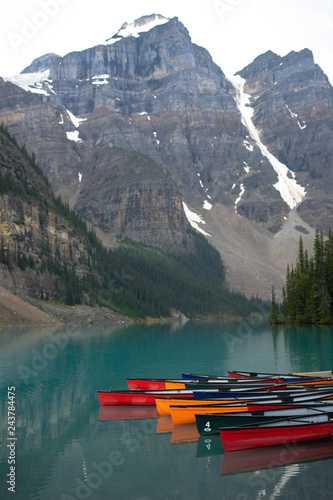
[270,231,333,324]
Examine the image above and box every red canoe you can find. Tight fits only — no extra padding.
[247,399,333,412]
[98,389,197,406]
[127,377,288,391]
[220,414,333,452]
[127,378,188,390]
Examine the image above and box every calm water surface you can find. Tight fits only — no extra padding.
[1,321,333,500]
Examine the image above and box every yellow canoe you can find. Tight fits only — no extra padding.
[155,397,247,416]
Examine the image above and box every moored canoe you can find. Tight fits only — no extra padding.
[170,403,251,425]
[292,370,333,378]
[97,389,198,406]
[247,397,333,412]
[156,393,293,417]
[156,397,249,416]
[191,384,333,396]
[127,378,187,390]
[127,378,285,391]
[219,414,333,451]
[195,402,333,435]
[228,370,332,380]
[182,373,287,383]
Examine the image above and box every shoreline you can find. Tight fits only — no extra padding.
[0,285,131,329]
[0,284,266,329]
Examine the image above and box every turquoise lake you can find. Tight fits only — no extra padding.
[1,320,333,499]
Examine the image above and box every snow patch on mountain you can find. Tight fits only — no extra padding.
[106,14,170,44]
[229,75,306,209]
[66,131,81,142]
[203,200,212,210]
[297,120,307,130]
[3,70,53,95]
[66,110,86,128]
[182,202,211,237]
[235,183,245,209]
[65,110,86,142]
[286,104,298,118]
[286,103,307,130]
[243,140,254,151]
[92,75,109,85]
[243,162,250,173]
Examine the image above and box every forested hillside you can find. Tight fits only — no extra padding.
[0,124,263,319]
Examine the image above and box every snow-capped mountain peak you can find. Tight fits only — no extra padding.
[106,14,170,44]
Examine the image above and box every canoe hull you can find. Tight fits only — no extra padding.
[156,398,250,416]
[98,390,195,406]
[220,420,333,451]
[170,404,250,425]
[126,378,186,390]
[196,413,281,434]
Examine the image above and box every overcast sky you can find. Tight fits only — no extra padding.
[1,0,333,82]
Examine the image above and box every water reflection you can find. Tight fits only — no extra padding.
[221,439,333,475]
[197,435,224,457]
[170,424,199,444]
[99,406,159,421]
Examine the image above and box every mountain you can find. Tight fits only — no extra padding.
[236,49,333,233]
[1,15,332,300]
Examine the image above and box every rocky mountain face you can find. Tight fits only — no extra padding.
[0,129,94,300]
[237,49,333,233]
[0,15,332,299]
[75,146,191,249]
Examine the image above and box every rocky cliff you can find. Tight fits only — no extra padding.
[237,49,333,232]
[0,129,92,300]
[75,146,191,249]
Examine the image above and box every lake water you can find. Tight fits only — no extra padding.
[1,320,333,500]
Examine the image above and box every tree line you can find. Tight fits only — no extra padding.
[270,231,333,324]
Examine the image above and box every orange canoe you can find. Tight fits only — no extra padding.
[170,403,251,425]
[155,397,248,416]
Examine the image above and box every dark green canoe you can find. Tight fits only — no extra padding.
[195,403,333,435]
[195,412,278,435]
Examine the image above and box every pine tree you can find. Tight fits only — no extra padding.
[298,236,305,272]
[269,286,280,323]
[0,237,5,263]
